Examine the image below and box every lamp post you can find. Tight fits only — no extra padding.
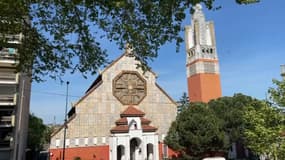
[62,81,69,160]
[281,64,285,80]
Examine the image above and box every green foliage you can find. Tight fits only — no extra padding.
[27,114,51,151]
[268,79,285,107]
[0,0,259,81]
[165,102,229,158]
[166,93,285,159]
[209,94,258,143]
[177,92,190,113]
[243,102,285,159]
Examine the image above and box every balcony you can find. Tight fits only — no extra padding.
[0,127,13,148]
[0,116,14,127]
[0,48,19,67]
[0,34,22,45]
[0,72,19,84]
[0,94,17,106]
[0,140,11,148]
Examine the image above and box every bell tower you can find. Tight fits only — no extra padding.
[185,4,222,102]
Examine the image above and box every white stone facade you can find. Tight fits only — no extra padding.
[185,4,220,77]
[50,51,177,159]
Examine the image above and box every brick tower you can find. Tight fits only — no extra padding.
[185,4,222,102]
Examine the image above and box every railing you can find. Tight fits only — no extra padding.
[0,140,10,148]
[0,116,13,127]
[0,72,18,84]
[0,47,18,62]
[0,34,22,44]
[0,94,16,105]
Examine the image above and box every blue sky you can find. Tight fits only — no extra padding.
[30,1,285,124]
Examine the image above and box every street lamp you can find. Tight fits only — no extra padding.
[281,64,285,80]
[62,81,69,160]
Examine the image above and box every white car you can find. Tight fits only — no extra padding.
[202,157,226,160]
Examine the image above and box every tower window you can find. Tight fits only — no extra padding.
[129,119,138,130]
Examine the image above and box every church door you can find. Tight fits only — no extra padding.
[147,143,154,160]
[117,145,125,160]
[130,138,141,160]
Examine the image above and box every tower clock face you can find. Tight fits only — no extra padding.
[113,71,146,105]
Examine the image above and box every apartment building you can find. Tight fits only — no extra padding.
[0,34,31,160]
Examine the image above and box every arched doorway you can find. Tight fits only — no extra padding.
[117,145,125,160]
[130,138,141,160]
[147,143,154,160]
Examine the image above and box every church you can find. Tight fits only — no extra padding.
[49,46,178,159]
[49,4,224,160]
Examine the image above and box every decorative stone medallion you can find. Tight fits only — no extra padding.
[113,71,146,105]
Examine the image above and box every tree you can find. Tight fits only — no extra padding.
[209,94,259,144]
[165,94,282,159]
[268,79,285,108]
[165,102,229,159]
[243,102,285,159]
[0,0,259,81]
[177,92,190,113]
[27,114,51,159]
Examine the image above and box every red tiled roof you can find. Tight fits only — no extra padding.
[110,125,129,133]
[121,106,145,117]
[140,117,151,124]
[115,117,128,125]
[111,106,157,134]
[142,125,157,132]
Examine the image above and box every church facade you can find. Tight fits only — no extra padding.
[49,49,178,160]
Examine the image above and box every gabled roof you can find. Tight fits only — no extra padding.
[111,106,157,134]
[142,125,157,132]
[50,114,76,138]
[140,117,151,125]
[115,117,128,125]
[155,83,177,105]
[85,74,102,93]
[110,125,129,133]
[74,49,177,108]
[100,52,157,77]
[73,75,103,106]
[121,106,145,117]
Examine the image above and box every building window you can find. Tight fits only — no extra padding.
[129,119,138,130]
[55,139,60,147]
[66,139,70,147]
[102,137,106,144]
[84,138,88,146]
[163,144,168,159]
[75,138,79,146]
[161,134,166,141]
[93,137,97,145]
